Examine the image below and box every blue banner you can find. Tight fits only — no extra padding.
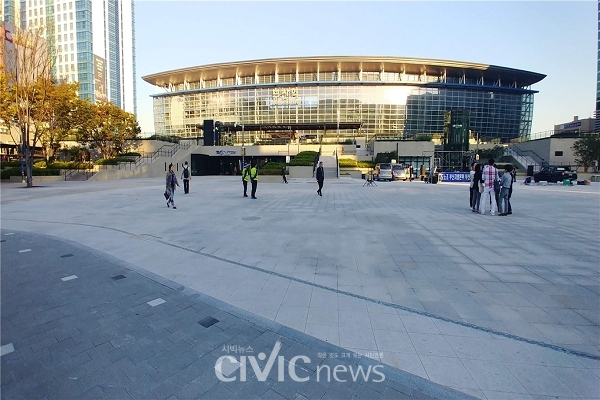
[439,172,470,182]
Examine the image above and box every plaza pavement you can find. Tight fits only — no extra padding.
[1,176,599,399]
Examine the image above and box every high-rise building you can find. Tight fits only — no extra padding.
[596,0,599,133]
[1,0,136,114]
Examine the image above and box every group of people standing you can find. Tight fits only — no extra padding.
[241,162,259,199]
[469,158,516,216]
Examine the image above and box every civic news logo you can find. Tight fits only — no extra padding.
[214,341,385,383]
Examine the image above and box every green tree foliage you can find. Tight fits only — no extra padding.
[77,101,141,159]
[477,145,505,161]
[572,134,600,173]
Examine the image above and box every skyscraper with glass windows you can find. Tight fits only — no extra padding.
[1,0,136,114]
[596,0,599,133]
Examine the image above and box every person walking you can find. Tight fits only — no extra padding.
[480,158,499,215]
[166,163,180,209]
[409,165,414,182]
[250,162,258,199]
[281,165,288,184]
[316,161,324,196]
[471,163,483,213]
[242,163,250,197]
[181,161,191,194]
[469,161,476,209]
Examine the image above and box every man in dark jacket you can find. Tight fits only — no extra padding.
[316,161,324,196]
[281,166,288,184]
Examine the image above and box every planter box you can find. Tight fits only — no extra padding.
[289,166,314,178]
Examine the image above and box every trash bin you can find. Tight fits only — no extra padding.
[563,179,571,186]
[431,175,438,184]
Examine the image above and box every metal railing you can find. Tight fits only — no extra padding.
[504,146,548,172]
[63,167,95,181]
[132,141,192,170]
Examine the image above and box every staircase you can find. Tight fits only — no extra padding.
[63,168,95,181]
[504,146,547,173]
[318,155,339,179]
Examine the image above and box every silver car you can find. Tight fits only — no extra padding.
[392,164,408,181]
[376,163,393,181]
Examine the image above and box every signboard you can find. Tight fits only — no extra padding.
[560,121,581,130]
[93,55,107,102]
[272,87,299,106]
[439,172,470,182]
[215,150,237,156]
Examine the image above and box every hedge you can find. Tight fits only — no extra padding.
[1,161,24,169]
[339,158,357,167]
[33,161,94,169]
[119,152,141,157]
[338,159,375,168]
[261,162,286,170]
[1,167,61,179]
[289,151,318,166]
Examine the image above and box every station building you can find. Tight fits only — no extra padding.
[142,56,545,174]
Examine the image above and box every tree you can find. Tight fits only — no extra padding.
[31,82,82,164]
[77,101,141,159]
[572,134,600,173]
[2,25,55,187]
[478,145,505,161]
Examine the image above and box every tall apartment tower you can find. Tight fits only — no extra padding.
[1,0,136,115]
[596,0,599,133]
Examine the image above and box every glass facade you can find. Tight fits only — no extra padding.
[148,58,542,143]
[75,0,93,101]
[107,0,121,107]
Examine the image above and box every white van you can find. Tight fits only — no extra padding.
[376,163,393,181]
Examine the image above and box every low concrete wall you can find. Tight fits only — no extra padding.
[8,175,63,183]
[256,175,287,183]
[289,166,314,178]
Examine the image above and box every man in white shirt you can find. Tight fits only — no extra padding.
[480,158,499,216]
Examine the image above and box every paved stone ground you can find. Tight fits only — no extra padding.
[1,230,471,399]
[1,176,599,399]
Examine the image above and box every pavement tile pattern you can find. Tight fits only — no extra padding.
[1,176,599,399]
[1,230,470,399]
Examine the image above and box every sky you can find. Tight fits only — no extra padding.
[133,1,596,136]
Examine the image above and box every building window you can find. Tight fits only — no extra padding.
[555,151,563,156]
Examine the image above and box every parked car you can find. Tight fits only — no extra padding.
[376,163,393,181]
[392,164,408,181]
[533,166,577,183]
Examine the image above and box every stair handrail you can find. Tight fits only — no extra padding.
[508,146,548,166]
[63,167,95,181]
[505,146,548,171]
[132,141,192,169]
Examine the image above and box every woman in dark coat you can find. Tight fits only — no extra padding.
[471,164,483,213]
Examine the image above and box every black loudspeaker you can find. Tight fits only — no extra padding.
[203,120,214,146]
[526,165,534,177]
